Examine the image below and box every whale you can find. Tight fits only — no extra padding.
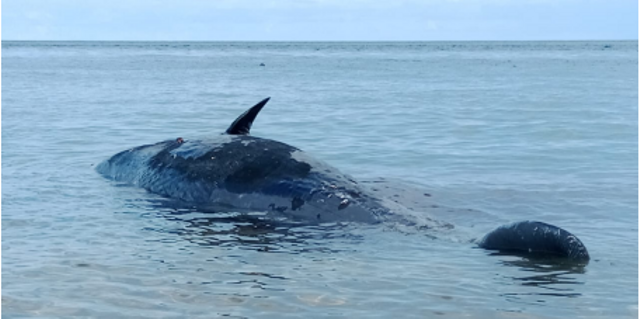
[96,97,590,262]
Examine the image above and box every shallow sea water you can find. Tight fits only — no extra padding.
[2,41,638,318]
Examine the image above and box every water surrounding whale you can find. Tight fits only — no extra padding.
[96,98,590,262]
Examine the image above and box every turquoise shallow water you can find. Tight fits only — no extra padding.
[2,41,638,318]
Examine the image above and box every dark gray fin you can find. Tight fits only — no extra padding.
[225,97,271,135]
[476,221,590,262]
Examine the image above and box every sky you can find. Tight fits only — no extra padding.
[2,0,638,41]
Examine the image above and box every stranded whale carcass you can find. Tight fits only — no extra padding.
[96,98,590,262]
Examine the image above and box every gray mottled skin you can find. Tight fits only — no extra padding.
[97,133,388,224]
[97,98,590,262]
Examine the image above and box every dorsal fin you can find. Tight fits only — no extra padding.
[225,97,270,135]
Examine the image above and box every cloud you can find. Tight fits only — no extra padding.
[2,0,637,40]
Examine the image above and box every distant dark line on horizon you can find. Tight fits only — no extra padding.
[2,39,638,43]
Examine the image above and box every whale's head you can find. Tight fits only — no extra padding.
[96,139,180,184]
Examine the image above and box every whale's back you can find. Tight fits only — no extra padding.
[97,135,385,223]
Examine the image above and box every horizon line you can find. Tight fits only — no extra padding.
[2,39,637,43]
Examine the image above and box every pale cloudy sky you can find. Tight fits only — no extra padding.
[3,0,638,41]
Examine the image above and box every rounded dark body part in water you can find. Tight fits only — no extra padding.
[477,221,589,262]
[96,97,589,262]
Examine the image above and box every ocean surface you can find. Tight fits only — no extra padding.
[2,41,638,318]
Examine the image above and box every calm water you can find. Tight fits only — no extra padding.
[2,41,638,318]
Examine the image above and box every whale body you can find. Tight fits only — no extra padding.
[97,98,590,262]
